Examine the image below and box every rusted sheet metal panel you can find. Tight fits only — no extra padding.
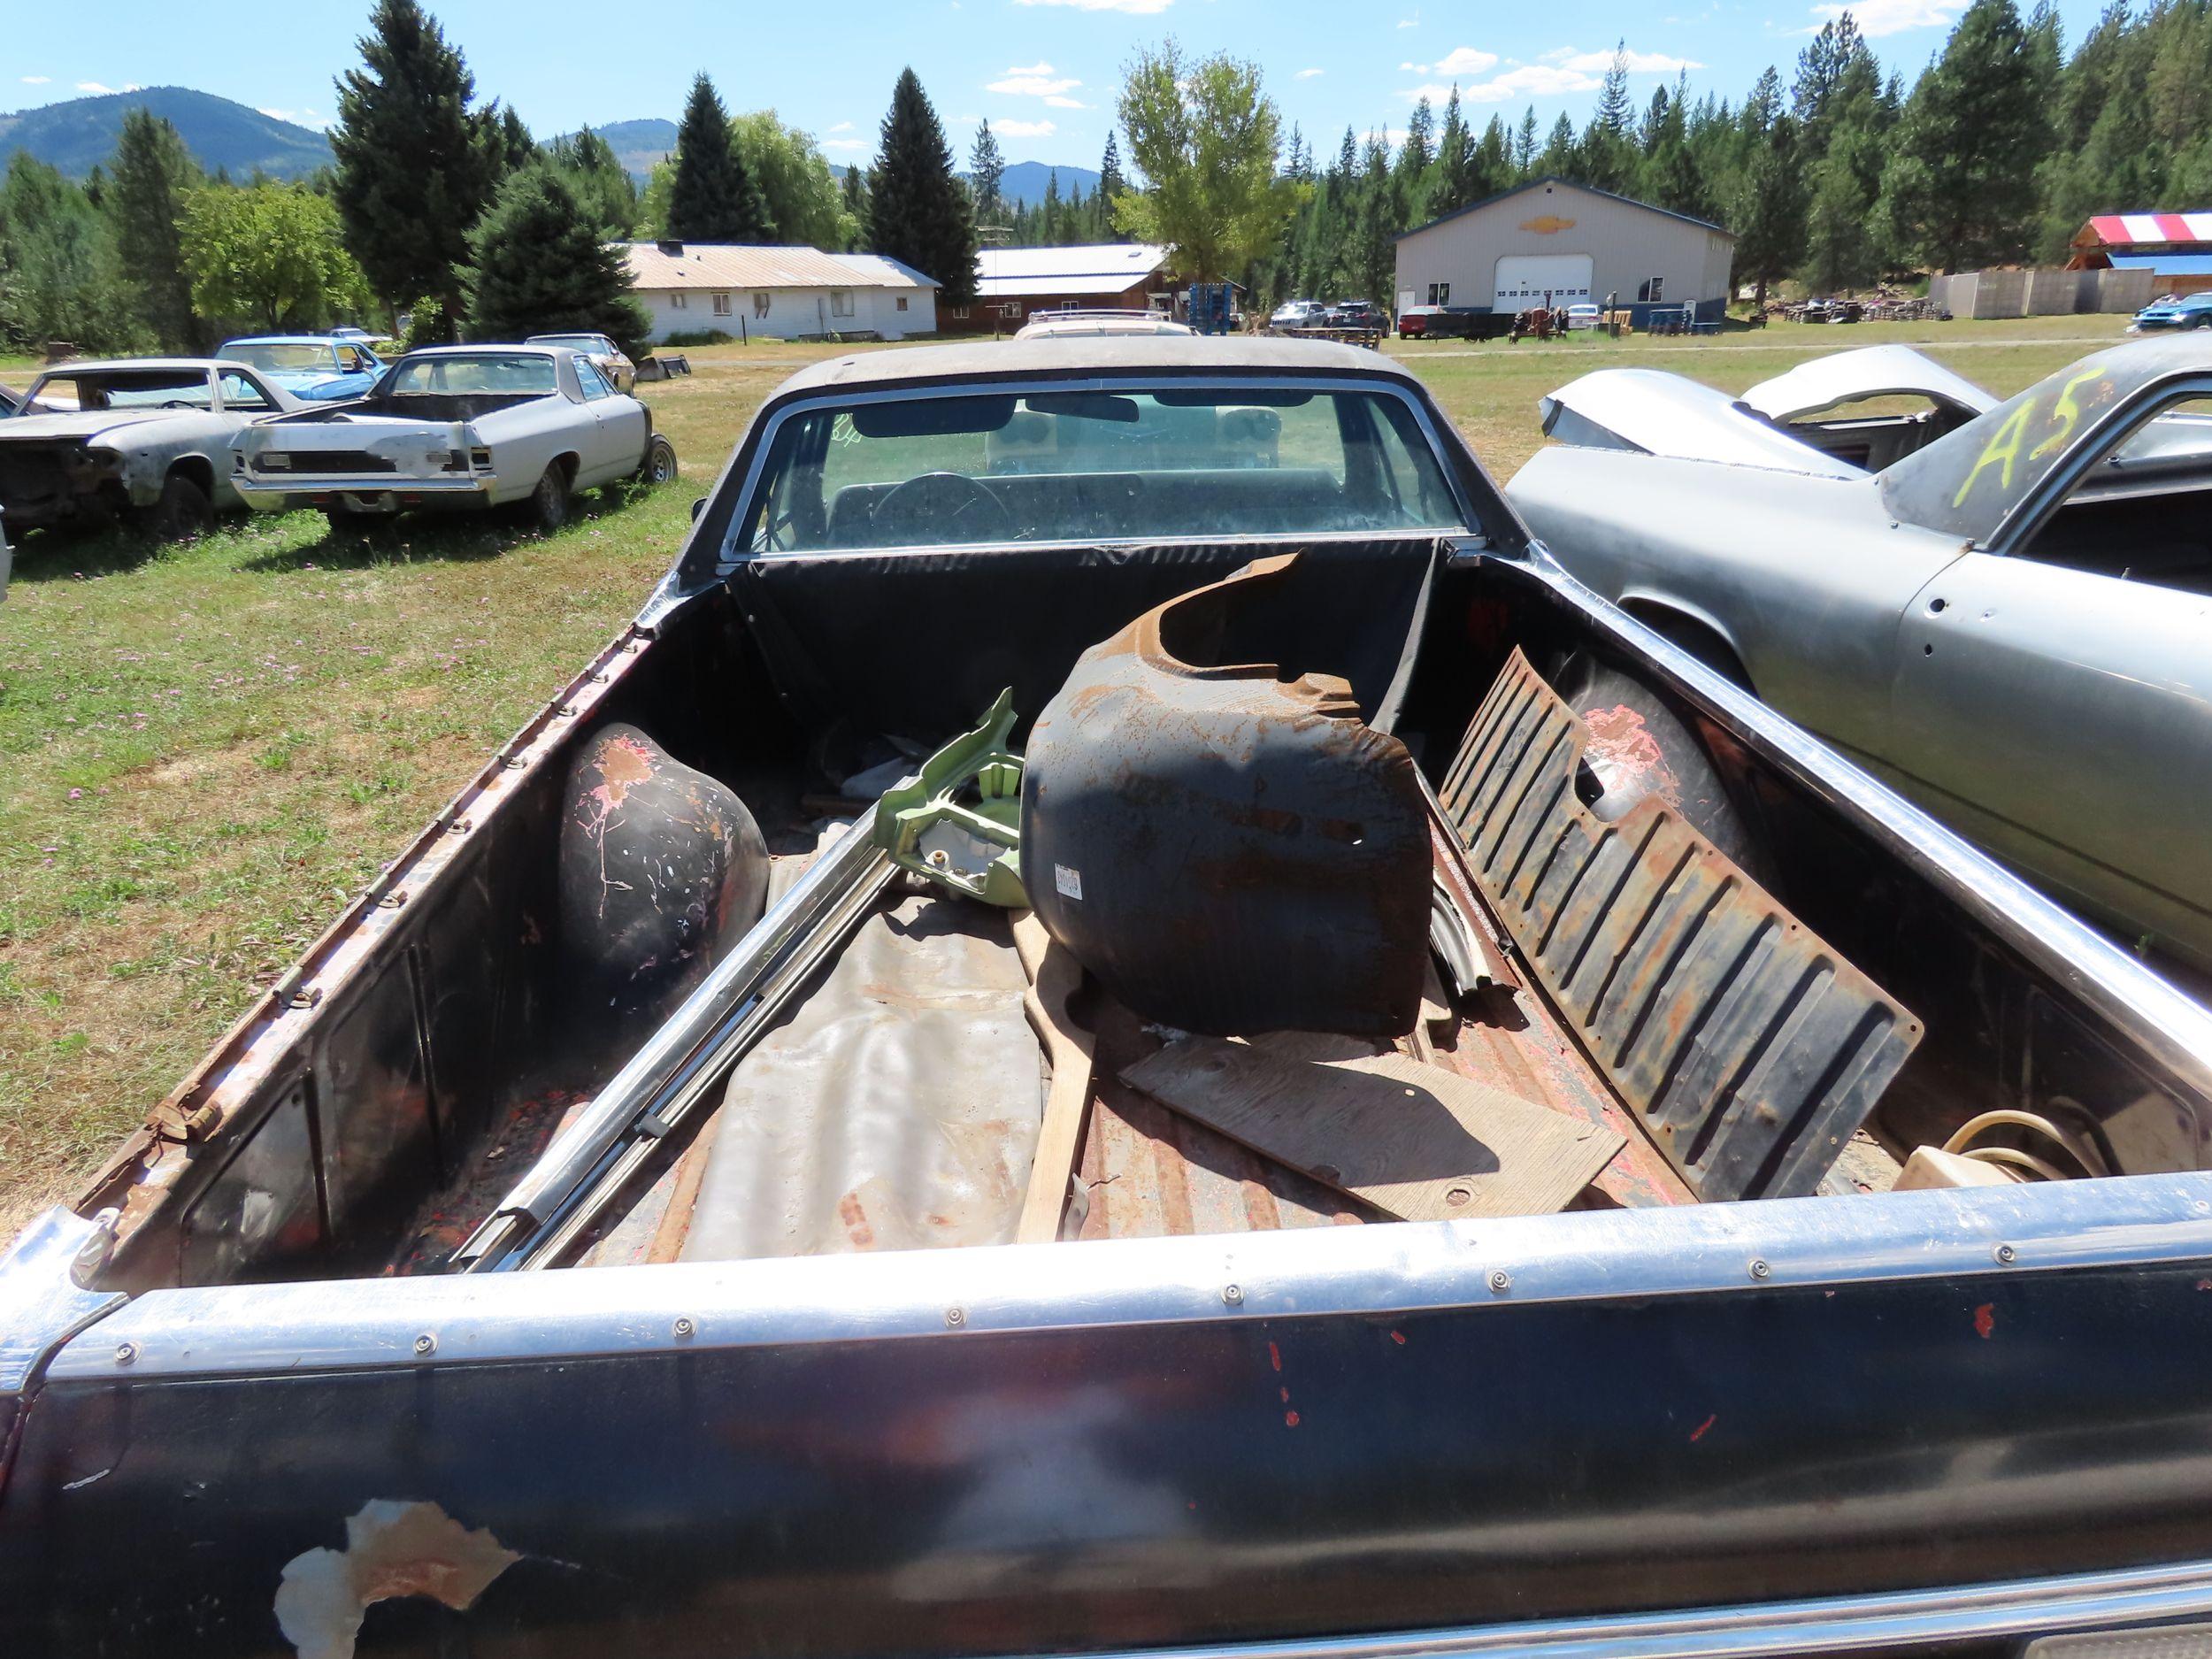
[1023,552,1430,1039]
[1076,1003,1369,1239]
[1440,649,1923,1202]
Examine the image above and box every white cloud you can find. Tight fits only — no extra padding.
[826,119,855,132]
[1007,60,1055,75]
[21,75,50,85]
[1809,0,1960,34]
[1542,46,1701,72]
[1458,64,1605,103]
[1397,11,1420,27]
[260,106,332,129]
[1401,47,1501,77]
[1044,95,1090,108]
[995,118,1057,138]
[823,137,868,152]
[988,72,1083,97]
[1014,0,1171,12]
[1296,67,1325,79]
[76,81,119,96]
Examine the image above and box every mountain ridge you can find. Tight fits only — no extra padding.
[0,87,331,180]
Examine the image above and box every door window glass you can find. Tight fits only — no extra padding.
[2016,391,2212,592]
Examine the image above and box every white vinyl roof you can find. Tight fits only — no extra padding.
[974,242,1171,298]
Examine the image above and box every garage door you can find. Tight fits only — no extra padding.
[1494,253,1594,311]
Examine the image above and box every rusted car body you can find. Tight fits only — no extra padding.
[7,338,2212,1658]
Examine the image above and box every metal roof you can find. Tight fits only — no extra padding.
[771,334,1412,396]
[2085,213,2212,248]
[619,242,935,291]
[2111,252,2212,275]
[1395,175,1732,244]
[973,242,1171,298]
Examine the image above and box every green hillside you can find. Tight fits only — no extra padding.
[0,87,331,180]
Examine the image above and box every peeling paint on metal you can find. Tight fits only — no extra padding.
[273,1499,519,1659]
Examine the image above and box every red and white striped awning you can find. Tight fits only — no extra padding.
[2085,212,2212,247]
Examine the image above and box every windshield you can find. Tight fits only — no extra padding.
[1880,342,2196,543]
[741,385,1466,551]
[388,354,560,396]
[24,368,211,411]
[222,342,333,372]
[531,334,609,352]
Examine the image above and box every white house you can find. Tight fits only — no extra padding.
[618,242,940,342]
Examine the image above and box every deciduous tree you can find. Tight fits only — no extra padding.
[180,181,369,332]
[1113,39,1305,281]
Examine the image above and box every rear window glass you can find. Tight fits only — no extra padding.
[742,387,1465,550]
[388,354,559,396]
[223,342,332,372]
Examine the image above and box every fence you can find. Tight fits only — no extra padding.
[1927,266,2154,319]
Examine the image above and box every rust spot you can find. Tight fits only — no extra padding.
[1268,1340,1282,1373]
[1279,1386,1290,1403]
[1390,1330,1406,1345]
[1973,1302,1995,1340]
[1283,1409,1301,1427]
[838,1191,876,1249]
[1690,1413,1717,1442]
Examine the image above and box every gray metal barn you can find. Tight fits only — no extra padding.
[1393,177,1735,326]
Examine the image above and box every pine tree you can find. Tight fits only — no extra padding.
[1042,168,1061,242]
[1875,0,2053,271]
[839,165,869,249]
[668,73,773,241]
[108,109,203,350]
[1434,89,1470,211]
[1537,112,1579,176]
[1471,116,1514,200]
[1513,108,1539,177]
[494,104,537,175]
[1398,96,1436,187]
[330,0,501,330]
[866,68,978,303]
[549,127,641,240]
[968,119,1007,226]
[465,164,652,354]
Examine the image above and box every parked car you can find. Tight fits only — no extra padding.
[1509,333,2212,977]
[1268,297,1324,328]
[2131,289,2212,331]
[0,357,300,539]
[1562,302,1602,330]
[11,335,2212,1657]
[234,343,676,532]
[215,334,385,403]
[1325,297,1386,330]
[1396,303,1504,340]
[525,330,636,392]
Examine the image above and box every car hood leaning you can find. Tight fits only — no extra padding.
[1538,369,1865,478]
[1738,343,1995,423]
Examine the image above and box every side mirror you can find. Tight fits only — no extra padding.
[690,496,707,523]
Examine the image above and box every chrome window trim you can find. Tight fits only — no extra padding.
[1053,1557,2212,1659]
[714,373,1479,570]
[48,1171,2212,1380]
[1516,549,2212,1102]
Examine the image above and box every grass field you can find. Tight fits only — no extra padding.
[0,314,2135,1238]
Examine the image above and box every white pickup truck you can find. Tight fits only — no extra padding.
[232,343,677,532]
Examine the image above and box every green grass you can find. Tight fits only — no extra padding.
[0,318,2132,1239]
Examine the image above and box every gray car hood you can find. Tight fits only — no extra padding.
[1538,345,1996,478]
[1538,369,1865,478]
[1738,344,1995,422]
[0,408,181,445]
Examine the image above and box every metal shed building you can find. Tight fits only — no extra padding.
[1393,178,1734,326]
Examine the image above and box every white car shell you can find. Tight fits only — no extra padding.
[232,345,653,518]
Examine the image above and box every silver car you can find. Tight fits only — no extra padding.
[1509,334,2212,977]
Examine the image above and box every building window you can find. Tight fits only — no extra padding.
[671,291,687,310]
[711,292,732,316]
[831,289,855,318]
[1637,277,1664,303]
[896,296,909,311]
[1427,282,1450,306]
[753,292,772,319]
[998,302,1023,319]
[950,305,970,319]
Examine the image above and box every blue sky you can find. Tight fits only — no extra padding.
[6,0,2116,166]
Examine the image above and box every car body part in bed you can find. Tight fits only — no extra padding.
[1438,648,1924,1201]
[557,723,770,1020]
[678,894,1042,1261]
[450,810,900,1271]
[1022,552,1431,1038]
[1121,1035,1624,1220]
[1011,910,1096,1243]
[871,688,1028,907]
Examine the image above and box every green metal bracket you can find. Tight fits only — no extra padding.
[872,688,1028,908]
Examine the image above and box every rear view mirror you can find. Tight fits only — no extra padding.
[691,496,707,522]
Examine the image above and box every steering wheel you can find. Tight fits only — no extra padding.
[870,471,1011,544]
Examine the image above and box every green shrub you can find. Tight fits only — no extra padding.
[659,327,734,347]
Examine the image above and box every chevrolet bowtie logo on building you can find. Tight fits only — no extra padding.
[1520,214,1578,234]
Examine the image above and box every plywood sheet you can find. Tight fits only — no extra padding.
[1120,1036,1622,1221]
